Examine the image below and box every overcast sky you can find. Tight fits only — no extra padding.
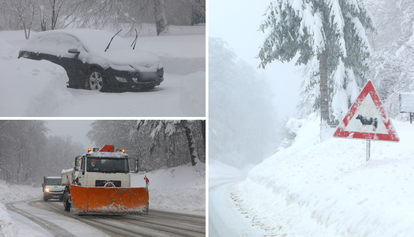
[45,120,94,148]
[209,0,303,117]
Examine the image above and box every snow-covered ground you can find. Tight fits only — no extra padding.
[0,25,205,117]
[212,113,414,236]
[0,163,205,236]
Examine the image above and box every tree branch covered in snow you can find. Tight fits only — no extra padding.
[258,0,374,125]
[87,120,205,171]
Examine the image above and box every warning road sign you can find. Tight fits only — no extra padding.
[333,81,399,142]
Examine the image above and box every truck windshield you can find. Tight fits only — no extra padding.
[45,179,61,185]
[87,157,129,173]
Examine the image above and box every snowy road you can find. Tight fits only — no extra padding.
[6,199,205,237]
[209,175,261,236]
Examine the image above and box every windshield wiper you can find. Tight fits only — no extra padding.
[105,29,122,52]
[130,29,138,50]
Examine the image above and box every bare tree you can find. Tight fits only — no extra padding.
[5,0,38,39]
[153,0,167,35]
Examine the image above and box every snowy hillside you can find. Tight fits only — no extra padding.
[232,113,414,236]
[0,26,205,117]
[0,164,205,236]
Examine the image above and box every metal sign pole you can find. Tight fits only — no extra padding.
[366,140,371,161]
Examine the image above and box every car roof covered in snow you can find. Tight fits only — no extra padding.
[27,29,131,52]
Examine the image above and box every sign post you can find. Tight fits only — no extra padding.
[334,81,399,161]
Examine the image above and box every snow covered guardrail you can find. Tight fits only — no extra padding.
[399,93,414,123]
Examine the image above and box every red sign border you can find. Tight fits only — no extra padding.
[333,81,399,142]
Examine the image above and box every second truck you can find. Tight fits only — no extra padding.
[61,145,149,214]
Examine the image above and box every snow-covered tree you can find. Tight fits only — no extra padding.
[135,120,205,167]
[258,0,374,125]
[364,0,414,119]
[87,120,205,171]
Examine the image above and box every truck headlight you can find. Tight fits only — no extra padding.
[115,76,128,83]
[45,188,50,192]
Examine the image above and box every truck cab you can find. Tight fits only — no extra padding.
[60,145,148,214]
[74,149,131,187]
[42,176,65,202]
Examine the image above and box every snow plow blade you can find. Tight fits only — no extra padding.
[69,185,149,214]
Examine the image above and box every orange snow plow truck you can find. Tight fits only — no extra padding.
[61,145,148,214]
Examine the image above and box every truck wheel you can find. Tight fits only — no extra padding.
[63,193,71,211]
[43,195,48,202]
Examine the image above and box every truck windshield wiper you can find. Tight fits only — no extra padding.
[105,29,122,52]
[130,29,138,50]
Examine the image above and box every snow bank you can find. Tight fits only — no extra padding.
[0,204,17,237]
[0,181,40,203]
[131,164,205,215]
[180,71,205,116]
[234,114,414,236]
[0,58,72,116]
[0,180,40,237]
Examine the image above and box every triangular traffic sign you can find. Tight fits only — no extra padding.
[333,81,399,141]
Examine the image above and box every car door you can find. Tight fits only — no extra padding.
[35,34,59,63]
[56,34,88,88]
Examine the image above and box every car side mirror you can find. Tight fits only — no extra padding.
[68,47,80,54]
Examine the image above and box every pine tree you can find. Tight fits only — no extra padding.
[257,0,374,124]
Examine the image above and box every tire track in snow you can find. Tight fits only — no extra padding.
[6,201,76,237]
[35,200,205,237]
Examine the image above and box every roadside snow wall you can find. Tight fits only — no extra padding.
[233,114,414,236]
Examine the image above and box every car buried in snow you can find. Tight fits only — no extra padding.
[18,29,164,92]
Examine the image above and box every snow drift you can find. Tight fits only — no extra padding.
[233,113,414,236]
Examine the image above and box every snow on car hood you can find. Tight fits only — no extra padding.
[91,49,162,72]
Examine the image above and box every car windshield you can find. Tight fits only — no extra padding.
[87,157,129,173]
[75,30,130,52]
[45,179,61,185]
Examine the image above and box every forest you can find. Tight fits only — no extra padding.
[0,0,205,38]
[209,0,414,167]
[0,120,205,185]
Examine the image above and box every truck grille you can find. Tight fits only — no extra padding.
[95,180,121,187]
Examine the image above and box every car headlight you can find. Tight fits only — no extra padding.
[45,188,50,192]
[157,67,164,77]
[115,76,128,83]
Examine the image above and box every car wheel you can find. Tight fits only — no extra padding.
[87,69,107,92]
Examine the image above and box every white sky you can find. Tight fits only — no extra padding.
[208,0,302,117]
[45,120,93,148]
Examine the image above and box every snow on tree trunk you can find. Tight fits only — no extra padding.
[183,121,198,166]
[154,0,167,36]
[319,50,329,124]
[40,5,46,31]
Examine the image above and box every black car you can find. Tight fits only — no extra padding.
[18,29,164,92]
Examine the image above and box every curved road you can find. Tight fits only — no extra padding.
[209,176,261,237]
[6,199,205,237]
